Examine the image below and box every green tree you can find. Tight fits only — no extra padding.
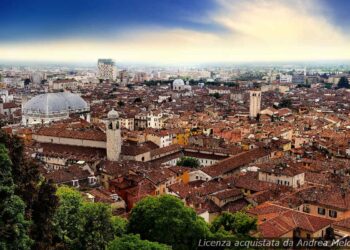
[31,179,59,250]
[210,211,257,236]
[53,186,120,249]
[53,186,84,248]
[176,156,200,168]
[279,98,292,108]
[0,144,32,249]
[337,76,350,89]
[108,234,171,250]
[0,132,40,216]
[209,92,220,99]
[324,82,333,89]
[117,100,125,107]
[78,202,115,249]
[128,195,210,250]
[111,216,127,237]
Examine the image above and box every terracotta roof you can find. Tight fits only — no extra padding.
[202,148,270,177]
[333,217,350,230]
[121,141,158,156]
[234,172,278,192]
[249,203,332,238]
[44,165,91,183]
[35,121,106,141]
[211,188,242,200]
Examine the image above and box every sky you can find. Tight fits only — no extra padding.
[0,0,350,64]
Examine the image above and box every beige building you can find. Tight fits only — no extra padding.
[258,165,305,188]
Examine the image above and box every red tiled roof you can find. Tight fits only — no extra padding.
[202,148,270,177]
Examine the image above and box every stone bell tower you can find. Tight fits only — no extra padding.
[106,108,121,161]
[249,90,261,119]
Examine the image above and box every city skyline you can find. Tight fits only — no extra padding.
[1,0,350,64]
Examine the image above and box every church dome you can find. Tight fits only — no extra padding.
[173,79,185,86]
[107,108,119,119]
[23,92,89,116]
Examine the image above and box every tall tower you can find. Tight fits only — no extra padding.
[98,59,117,80]
[106,109,121,161]
[249,90,261,118]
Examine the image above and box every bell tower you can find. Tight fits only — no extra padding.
[106,108,121,161]
[249,90,261,118]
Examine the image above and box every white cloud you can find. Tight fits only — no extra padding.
[0,0,349,63]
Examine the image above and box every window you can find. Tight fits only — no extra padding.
[303,205,310,213]
[329,210,337,218]
[318,207,325,215]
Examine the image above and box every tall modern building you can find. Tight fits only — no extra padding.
[97,59,117,80]
[249,90,261,118]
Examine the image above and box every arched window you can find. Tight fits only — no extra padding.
[108,122,113,130]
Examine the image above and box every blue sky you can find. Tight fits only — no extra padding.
[1,0,350,63]
[0,0,219,41]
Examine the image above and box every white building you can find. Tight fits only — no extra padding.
[280,74,293,83]
[98,59,117,80]
[147,112,165,129]
[172,79,186,91]
[0,89,14,103]
[249,90,261,118]
[258,166,305,188]
[22,92,90,126]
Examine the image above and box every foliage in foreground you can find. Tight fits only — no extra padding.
[0,144,32,249]
[108,234,171,250]
[128,195,210,250]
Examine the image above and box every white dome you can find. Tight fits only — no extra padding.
[107,108,119,119]
[23,92,89,116]
[173,79,185,86]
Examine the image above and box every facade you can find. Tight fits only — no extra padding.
[98,59,117,80]
[249,90,261,118]
[147,112,165,129]
[292,74,305,84]
[50,79,78,90]
[22,92,90,126]
[258,167,305,188]
[280,74,292,83]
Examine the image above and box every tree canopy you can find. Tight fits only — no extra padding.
[108,234,171,250]
[53,186,123,250]
[0,144,32,249]
[210,211,257,236]
[128,195,210,250]
[31,180,59,250]
[209,92,221,99]
[279,98,292,108]
[176,156,200,168]
[337,76,350,89]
